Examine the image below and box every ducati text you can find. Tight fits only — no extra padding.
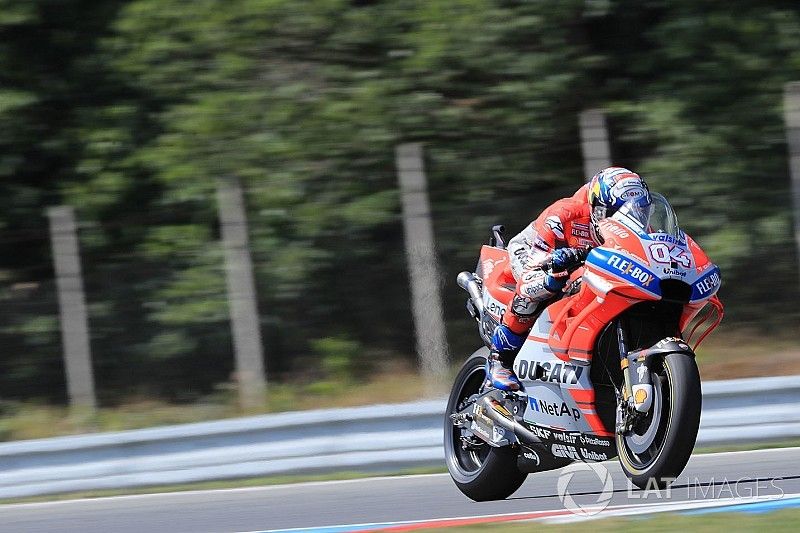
[517,360,584,384]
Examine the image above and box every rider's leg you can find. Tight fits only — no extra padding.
[487,270,565,391]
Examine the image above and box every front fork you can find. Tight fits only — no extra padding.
[615,319,655,434]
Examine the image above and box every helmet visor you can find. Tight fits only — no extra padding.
[612,195,654,231]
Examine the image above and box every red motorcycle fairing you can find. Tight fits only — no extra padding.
[476,245,516,321]
[476,219,723,439]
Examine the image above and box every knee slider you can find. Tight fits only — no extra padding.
[510,294,538,317]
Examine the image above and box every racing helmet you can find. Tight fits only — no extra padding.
[587,167,651,240]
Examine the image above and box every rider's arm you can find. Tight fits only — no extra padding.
[508,217,559,280]
[509,214,585,295]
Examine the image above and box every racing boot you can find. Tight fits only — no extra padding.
[485,324,524,391]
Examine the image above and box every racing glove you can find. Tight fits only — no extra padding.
[543,247,587,293]
[550,247,587,275]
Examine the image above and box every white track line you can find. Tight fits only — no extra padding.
[0,447,796,511]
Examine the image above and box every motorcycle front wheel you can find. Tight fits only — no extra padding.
[444,347,527,501]
[616,352,701,489]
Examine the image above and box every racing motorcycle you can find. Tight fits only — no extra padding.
[446,193,723,501]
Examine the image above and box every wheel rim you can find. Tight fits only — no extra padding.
[625,372,663,454]
[620,363,672,470]
[447,363,490,475]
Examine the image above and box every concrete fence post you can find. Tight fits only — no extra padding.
[784,82,800,290]
[395,143,449,396]
[217,177,267,410]
[47,206,96,413]
[579,109,612,180]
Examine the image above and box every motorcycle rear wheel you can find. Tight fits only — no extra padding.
[616,352,701,489]
[444,348,527,501]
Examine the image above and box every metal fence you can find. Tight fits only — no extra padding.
[1,374,799,499]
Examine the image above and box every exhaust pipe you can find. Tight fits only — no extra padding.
[457,271,485,317]
[480,396,543,446]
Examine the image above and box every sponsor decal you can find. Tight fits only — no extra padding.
[619,189,645,200]
[579,434,612,447]
[532,235,551,252]
[655,337,681,348]
[637,364,648,381]
[692,267,721,299]
[651,232,687,246]
[551,444,580,460]
[600,221,631,239]
[512,247,528,260]
[511,246,532,269]
[529,397,581,421]
[662,267,687,277]
[571,222,591,240]
[545,216,565,240]
[611,180,647,204]
[580,448,608,461]
[605,254,656,288]
[654,337,691,351]
[528,425,552,440]
[520,278,551,301]
[481,257,505,277]
[472,406,506,444]
[522,449,541,466]
[486,298,506,318]
[470,421,492,441]
[553,431,578,444]
[516,360,584,384]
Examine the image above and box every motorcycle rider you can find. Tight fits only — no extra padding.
[487,167,651,391]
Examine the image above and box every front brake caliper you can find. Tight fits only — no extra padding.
[615,389,641,435]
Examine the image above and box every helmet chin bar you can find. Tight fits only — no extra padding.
[591,204,607,223]
[590,220,604,244]
[590,205,609,244]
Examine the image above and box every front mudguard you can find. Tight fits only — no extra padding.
[626,338,696,413]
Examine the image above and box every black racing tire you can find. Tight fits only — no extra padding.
[617,352,701,489]
[444,347,527,501]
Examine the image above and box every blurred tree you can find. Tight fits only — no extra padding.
[0,0,797,403]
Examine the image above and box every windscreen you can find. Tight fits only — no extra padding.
[646,192,681,238]
[613,192,681,238]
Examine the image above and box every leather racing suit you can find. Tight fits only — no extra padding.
[503,183,599,334]
[485,183,601,391]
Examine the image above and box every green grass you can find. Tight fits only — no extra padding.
[0,362,437,442]
[429,508,800,532]
[694,438,800,454]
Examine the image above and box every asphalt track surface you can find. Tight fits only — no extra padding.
[1,447,798,533]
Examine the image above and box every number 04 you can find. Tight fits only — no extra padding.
[649,243,691,268]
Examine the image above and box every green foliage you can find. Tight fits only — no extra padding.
[0,0,797,404]
[311,336,361,380]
